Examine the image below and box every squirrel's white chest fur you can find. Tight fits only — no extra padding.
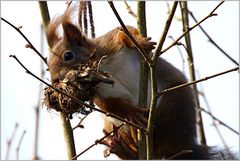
[96,48,141,106]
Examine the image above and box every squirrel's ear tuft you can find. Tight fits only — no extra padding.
[47,16,61,48]
[62,23,82,45]
[62,5,82,45]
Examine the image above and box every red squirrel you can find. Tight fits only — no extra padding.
[46,7,236,160]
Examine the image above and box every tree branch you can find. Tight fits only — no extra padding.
[5,123,19,160]
[108,1,152,65]
[167,150,193,160]
[16,130,26,160]
[124,1,138,19]
[180,1,206,145]
[72,115,88,130]
[60,113,77,159]
[38,1,50,36]
[168,36,186,73]
[78,1,83,30]
[158,66,239,96]
[146,2,178,159]
[200,108,239,135]
[83,1,88,36]
[71,123,125,159]
[9,55,146,132]
[87,1,95,38]
[152,1,178,61]
[146,64,157,160]
[33,24,45,160]
[161,1,224,55]
[38,2,78,159]
[188,10,239,66]
[1,17,47,64]
[136,1,148,159]
[197,78,233,159]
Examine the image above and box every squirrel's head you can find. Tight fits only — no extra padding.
[46,6,94,83]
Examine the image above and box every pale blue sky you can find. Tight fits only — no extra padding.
[1,1,239,160]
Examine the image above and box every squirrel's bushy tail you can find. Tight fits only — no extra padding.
[173,145,239,160]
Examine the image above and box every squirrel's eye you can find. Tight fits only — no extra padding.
[63,51,74,61]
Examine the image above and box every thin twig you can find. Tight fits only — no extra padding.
[158,66,239,96]
[201,99,234,158]
[124,1,138,19]
[108,1,152,65]
[33,103,40,160]
[66,0,73,6]
[161,1,224,55]
[16,130,26,160]
[87,1,95,38]
[33,105,40,159]
[33,24,45,160]
[188,10,239,66]
[180,1,206,145]
[196,73,233,157]
[200,108,239,135]
[152,1,178,61]
[146,64,158,160]
[200,93,229,146]
[168,36,186,73]
[78,1,83,31]
[72,115,88,130]
[167,150,193,160]
[71,123,125,159]
[9,55,146,132]
[165,1,182,21]
[1,17,47,65]
[5,123,19,160]
[165,1,171,14]
[83,1,88,36]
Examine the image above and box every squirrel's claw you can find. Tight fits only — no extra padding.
[100,125,137,159]
[140,37,157,53]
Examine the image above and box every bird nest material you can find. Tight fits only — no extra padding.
[43,56,114,118]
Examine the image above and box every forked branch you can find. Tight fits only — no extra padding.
[71,123,125,159]
[5,123,19,160]
[16,130,26,160]
[152,1,178,61]
[161,1,224,55]
[108,1,152,65]
[188,10,239,66]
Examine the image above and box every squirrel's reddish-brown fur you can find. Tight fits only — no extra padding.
[46,6,237,160]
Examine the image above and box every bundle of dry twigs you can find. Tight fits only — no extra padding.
[43,55,114,118]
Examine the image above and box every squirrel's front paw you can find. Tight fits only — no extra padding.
[100,125,137,159]
[139,37,157,53]
[126,111,148,129]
